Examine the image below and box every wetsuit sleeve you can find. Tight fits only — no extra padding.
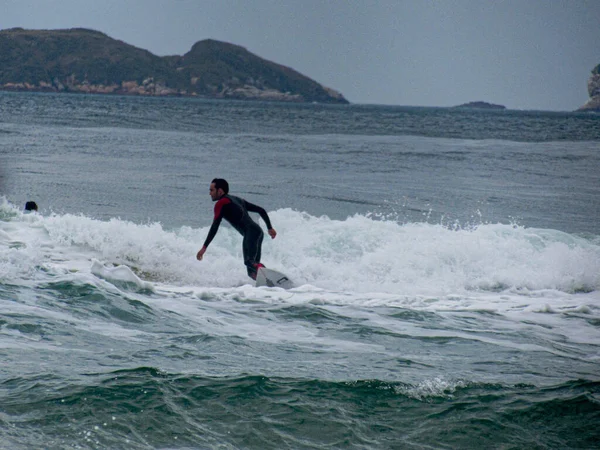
[244,200,273,230]
[203,198,229,248]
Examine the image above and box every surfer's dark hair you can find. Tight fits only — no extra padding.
[25,201,38,211]
[212,178,229,195]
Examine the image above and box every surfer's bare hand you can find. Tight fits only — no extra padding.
[268,228,277,239]
[196,247,206,261]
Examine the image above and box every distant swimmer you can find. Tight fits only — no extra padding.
[196,178,277,280]
[24,201,38,212]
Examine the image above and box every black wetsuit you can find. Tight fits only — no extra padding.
[203,195,273,278]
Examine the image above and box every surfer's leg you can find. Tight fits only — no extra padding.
[243,227,264,279]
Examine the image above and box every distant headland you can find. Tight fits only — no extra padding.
[577,63,600,112]
[453,101,506,110]
[0,28,349,104]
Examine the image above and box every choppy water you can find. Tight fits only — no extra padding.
[1,92,599,449]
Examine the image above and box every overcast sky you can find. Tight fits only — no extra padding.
[2,0,599,111]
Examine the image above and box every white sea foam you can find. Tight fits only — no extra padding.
[2,199,599,316]
[90,260,154,292]
[394,377,469,400]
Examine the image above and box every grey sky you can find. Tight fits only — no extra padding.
[2,0,598,110]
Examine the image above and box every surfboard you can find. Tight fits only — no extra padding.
[255,267,294,289]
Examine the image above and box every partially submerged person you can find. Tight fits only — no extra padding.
[24,201,38,212]
[196,178,277,280]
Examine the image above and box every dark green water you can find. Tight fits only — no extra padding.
[3,369,600,449]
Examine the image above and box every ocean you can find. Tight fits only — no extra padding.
[1,91,599,449]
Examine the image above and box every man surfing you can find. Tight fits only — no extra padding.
[196,178,277,280]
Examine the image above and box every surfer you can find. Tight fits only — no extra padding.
[24,201,38,212]
[196,178,277,280]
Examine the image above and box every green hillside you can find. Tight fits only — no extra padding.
[0,28,348,103]
[179,39,345,103]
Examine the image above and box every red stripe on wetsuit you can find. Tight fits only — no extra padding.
[203,197,231,248]
[213,197,231,219]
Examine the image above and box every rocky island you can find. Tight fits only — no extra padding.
[0,28,348,104]
[577,64,600,112]
[453,101,506,110]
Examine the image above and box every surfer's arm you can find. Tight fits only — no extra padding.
[197,217,222,260]
[202,216,223,249]
[197,201,227,260]
[245,201,275,232]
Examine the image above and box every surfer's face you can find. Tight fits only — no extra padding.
[209,183,222,201]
